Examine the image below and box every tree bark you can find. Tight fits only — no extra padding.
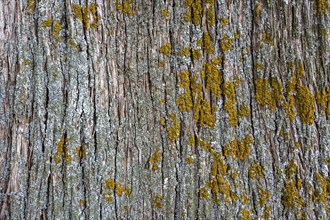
[1,0,329,219]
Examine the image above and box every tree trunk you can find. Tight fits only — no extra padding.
[1,0,329,219]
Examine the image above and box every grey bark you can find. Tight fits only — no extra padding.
[1,0,329,219]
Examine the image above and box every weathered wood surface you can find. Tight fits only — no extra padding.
[0,0,329,219]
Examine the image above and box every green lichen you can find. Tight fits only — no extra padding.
[159,42,172,56]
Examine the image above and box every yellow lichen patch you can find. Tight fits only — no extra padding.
[255,78,284,111]
[258,188,270,207]
[160,117,166,126]
[316,88,330,111]
[203,62,223,98]
[211,56,223,66]
[103,178,131,201]
[159,42,172,57]
[27,0,36,12]
[210,152,227,176]
[73,3,100,28]
[248,161,264,180]
[221,17,229,27]
[185,156,194,164]
[315,0,329,15]
[314,172,330,205]
[294,63,305,77]
[254,2,262,17]
[208,174,231,203]
[41,18,53,28]
[160,9,170,20]
[69,39,79,50]
[176,70,193,112]
[179,46,191,57]
[220,34,234,52]
[296,83,315,124]
[198,32,215,54]
[223,135,253,160]
[150,147,162,171]
[74,145,86,158]
[238,104,250,118]
[270,78,285,106]
[197,99,217,128]
[24,60,32,65]
[153,194,163,208]
[167,113,180,142]
[237,135,253,160]
[198,138,213,153]
[224,82,238,126]
[52,20,62,37]
[158,60,165,67]
[241,194,250,205]
[192,49,201,60]
[200,187,210,199]
[282,181,303,207]
[241,209,253,220]
[54,137,72,164]
[116,0,135,16]
[206,7,215,26]
[285,159,298,180]
[261,33,273,45]
[184,0,203,26]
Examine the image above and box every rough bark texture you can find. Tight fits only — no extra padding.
[1,0,329,219]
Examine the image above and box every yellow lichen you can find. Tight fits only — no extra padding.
[221,17,229,27]
[241,209,252,220]
[197,99,217,128]
[73,3,100,28]
[167,113,180,142]
[116,0,135,16]
[160,117,166,126]
[41,18,53,28]
[238,104,250,118]
[159,42,172,56]
[54,137,71,164]
[248,161,264,180]
[224,82,238,126]
[160,9,170,20]
[258,188,270,207]
[296,83,315,124]
[52,20,62,37]
[206,7,215,26]
[185,156,194,164]
[220,34,234,52]
[223,135,253,160]
[200,187,210,199]
[153,194,163,208]
[261,33,273,45]
[150,147,161,171]
[241,194,250,205]
[27,0,36,12]
[179,46,191,57]
[198,32,215,54]
[192,49,201,60]
[315,0,329,15]
[255,2,262,18]
[203,62,223,98]
[316,88,330,109]
[104,178,131,201]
